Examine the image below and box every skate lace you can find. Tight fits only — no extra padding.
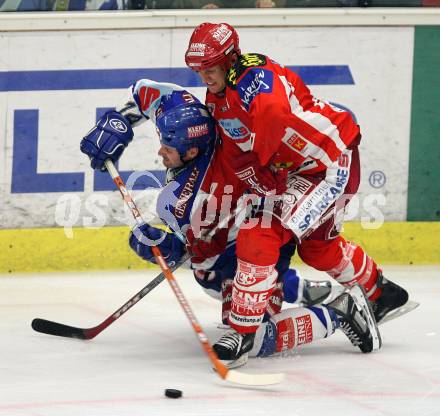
[340,321,361,347]
[216,330,242,350]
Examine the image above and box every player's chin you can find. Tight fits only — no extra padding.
[207,84,220,94]
[163,160,178,169]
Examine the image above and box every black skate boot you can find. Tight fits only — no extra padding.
[213,329,255,369]
[372,271,409,324]
[327,285,382,353]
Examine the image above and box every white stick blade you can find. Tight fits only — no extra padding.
[225,370,284,386]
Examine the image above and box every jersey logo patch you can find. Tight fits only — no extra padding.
[218,118,251,140]
[237,68,273,110]
[174,166,199,219]
[288,135,307,152]
[283,129,309,155]
[226,53,267,89]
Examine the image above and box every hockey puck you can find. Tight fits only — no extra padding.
[164,389,182,399]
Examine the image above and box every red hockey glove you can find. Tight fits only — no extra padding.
[186,226,229,265]
[231,151,287,197]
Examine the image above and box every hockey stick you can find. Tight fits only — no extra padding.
[31,253,190,340]
[104,160,284,386]
[31,169,243,340]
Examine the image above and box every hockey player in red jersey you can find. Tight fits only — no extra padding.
[80,79,382,368]
[185,22,409,365]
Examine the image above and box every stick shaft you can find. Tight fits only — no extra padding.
[105,160,230,380]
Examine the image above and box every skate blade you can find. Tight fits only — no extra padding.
[350,285,382,351]
[379,300,420,325]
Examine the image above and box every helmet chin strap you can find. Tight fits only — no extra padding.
[223,50,240,71]
[178,152,187,166]
[214,52,239,96]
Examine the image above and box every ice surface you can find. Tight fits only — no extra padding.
[0,265,439,416]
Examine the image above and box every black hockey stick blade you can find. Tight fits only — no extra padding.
[32,319,90,339]
[31,253,190,340]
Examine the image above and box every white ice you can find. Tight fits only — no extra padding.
[1,265,439,416]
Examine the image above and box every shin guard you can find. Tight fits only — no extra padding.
[251,305,338,357]
[229,259,278,333]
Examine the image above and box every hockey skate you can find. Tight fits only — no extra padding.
[327,284,381,353]
[372,271,413,324]
[213,329,255,369]
[301,279,334,306]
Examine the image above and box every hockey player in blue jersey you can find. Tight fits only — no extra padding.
[80,79,381,367]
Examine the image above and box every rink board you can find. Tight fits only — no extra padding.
[0,26,413,230]
[0,222,439,274]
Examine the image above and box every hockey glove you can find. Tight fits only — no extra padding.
[231,151,287,197]
[80,111,134,171]
[129,224,184,267]
[186,226,229,266]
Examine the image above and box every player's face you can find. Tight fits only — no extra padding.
[197,65,227,94]
[158,144,183,168]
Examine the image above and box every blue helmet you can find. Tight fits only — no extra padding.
[156,102,216,158]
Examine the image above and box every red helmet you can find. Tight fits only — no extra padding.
[185,22,241,71]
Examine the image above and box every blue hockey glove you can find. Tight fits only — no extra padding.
[129,224,185,267]
[80,111,134,171]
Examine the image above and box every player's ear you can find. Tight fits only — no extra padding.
[231,53,239,65]
[185,147,199,160]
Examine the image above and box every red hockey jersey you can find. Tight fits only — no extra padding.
[206,53,360,175]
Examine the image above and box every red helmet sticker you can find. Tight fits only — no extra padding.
[139,86,160,112]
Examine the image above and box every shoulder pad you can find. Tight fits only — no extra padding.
[226,53,267,89]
